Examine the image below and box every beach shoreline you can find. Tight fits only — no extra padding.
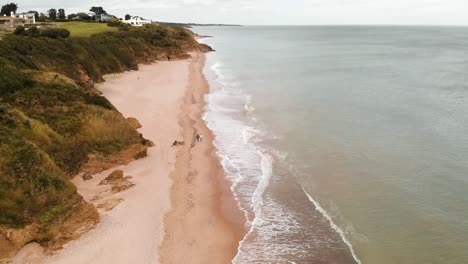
[160,52,246,264]
[11,52,245,264]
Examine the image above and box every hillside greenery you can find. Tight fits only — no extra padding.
[56,21,118,37]
[0,23,209,229]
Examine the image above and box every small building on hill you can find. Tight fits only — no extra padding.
[87,11,96,18]
[123,16,151,26]
[0,11,36,28]
[97,14,115,22]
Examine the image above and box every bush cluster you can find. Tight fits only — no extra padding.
[40,28,71,39]
[0,59,34,96]
[14,26,71,39]
[107,18,128,28]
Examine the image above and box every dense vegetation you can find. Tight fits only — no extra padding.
[14,26,71,38]
[0,23,209,230]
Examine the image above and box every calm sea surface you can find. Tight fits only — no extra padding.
[195,26,468,264]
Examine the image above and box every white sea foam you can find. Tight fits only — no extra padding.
[301,187,362,264]
[210,62,222,72]
[242,127,261,144]
[203,58,265,231]
[252,150,273,222]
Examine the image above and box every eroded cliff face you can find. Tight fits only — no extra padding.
[0,24,212,260]
[0,200,99,260]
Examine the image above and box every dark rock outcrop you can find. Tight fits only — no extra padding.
[99,170,135,194]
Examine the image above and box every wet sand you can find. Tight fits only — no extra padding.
[160,52,246,264]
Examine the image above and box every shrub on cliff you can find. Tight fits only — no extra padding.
[0,125,78,227]
[107,18,127,28]
[40,28,71,39]
[0,59,33,96]
[13,26,70,39]
[13,25,25,35]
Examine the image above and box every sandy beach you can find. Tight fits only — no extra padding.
[160,53,246,264]
[12,52,245,264]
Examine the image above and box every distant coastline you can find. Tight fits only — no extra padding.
[157,21,242,27]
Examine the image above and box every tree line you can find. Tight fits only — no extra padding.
[0,3,110,22]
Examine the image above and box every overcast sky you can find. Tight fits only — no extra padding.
[11,0,468,25]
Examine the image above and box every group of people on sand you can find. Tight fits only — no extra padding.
[172,133,203,147]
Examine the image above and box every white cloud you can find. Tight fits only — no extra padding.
[10,0,468,25]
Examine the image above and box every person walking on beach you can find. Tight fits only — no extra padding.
[195,134,203,142]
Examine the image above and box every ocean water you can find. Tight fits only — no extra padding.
[195,26,468,264]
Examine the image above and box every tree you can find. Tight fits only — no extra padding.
[125,14,131,20]
[90,6,106,16]
[27,10,39,20]
[48,8,57,20]
[0,3,18,16]
[58,8,65,19]
[76,12,91,20]
[38,12,48,22]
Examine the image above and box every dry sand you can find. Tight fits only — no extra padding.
[12,53,246,264]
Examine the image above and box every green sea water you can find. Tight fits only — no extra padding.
[196,26,468,264]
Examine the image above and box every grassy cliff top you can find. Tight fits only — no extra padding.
[55,21,119,37]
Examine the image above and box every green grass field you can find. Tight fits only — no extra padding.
[56,22,118,37]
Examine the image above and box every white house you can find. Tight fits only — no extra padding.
[12,11,36,23]
[122,16,151,26]
[0,11,35,27]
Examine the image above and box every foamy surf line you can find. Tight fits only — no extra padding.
[301,187,362,264]
[204,58,307,263]
[231,149,273,263]
[203,60,256,229]
[201,48,267,262]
